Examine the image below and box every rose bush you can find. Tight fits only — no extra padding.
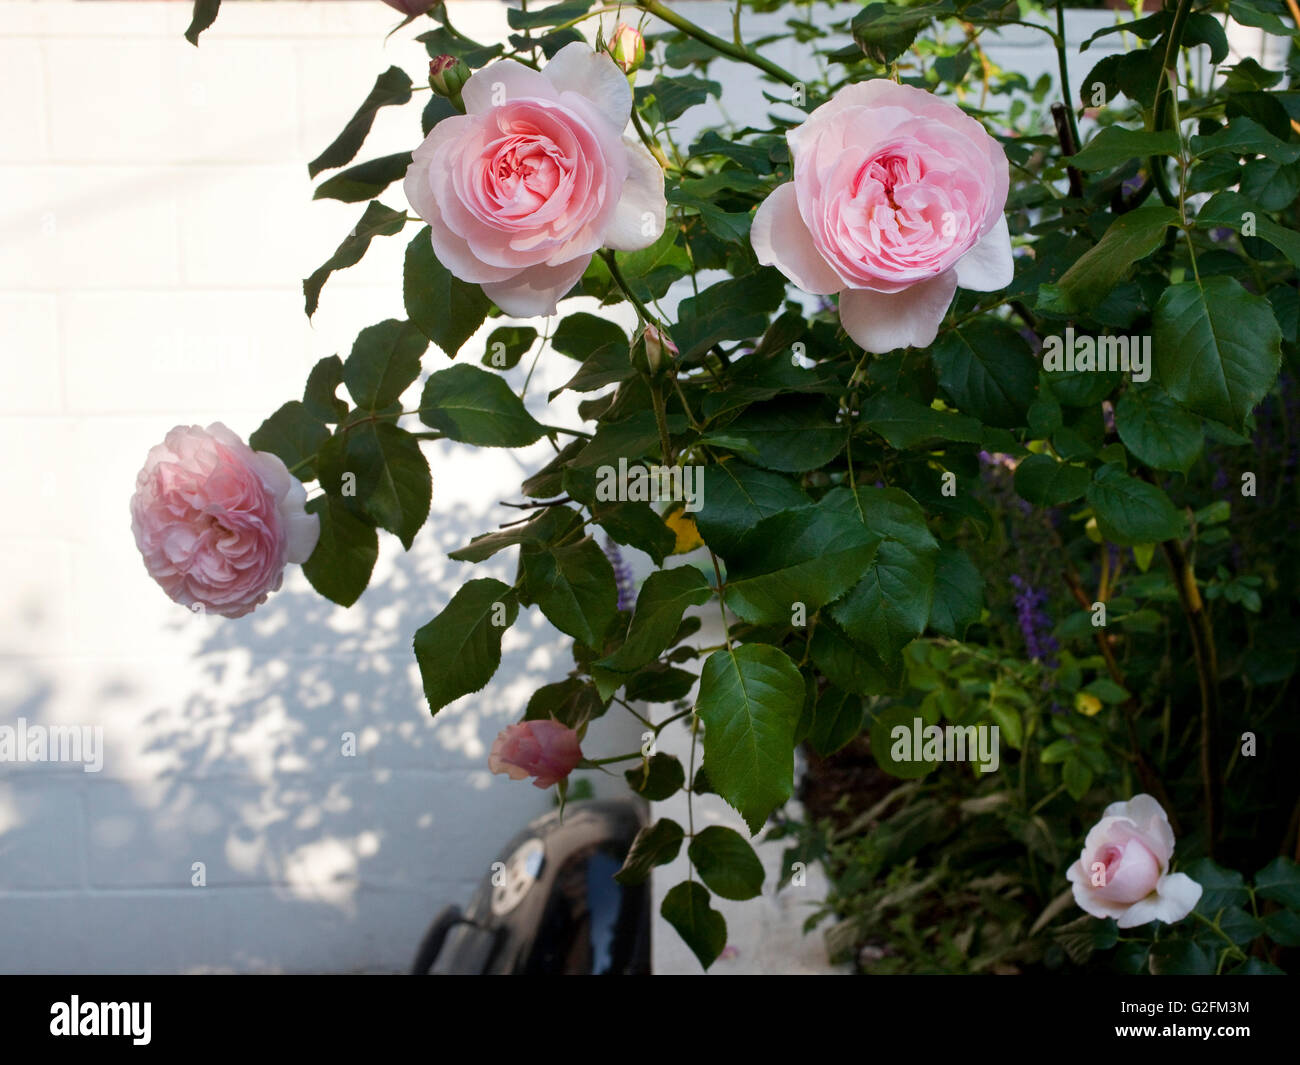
[173,0,1300,974]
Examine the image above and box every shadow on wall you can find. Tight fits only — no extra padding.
[0,438,638,974]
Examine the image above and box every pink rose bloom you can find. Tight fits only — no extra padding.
[130,423,320,619]
[752,80,1012,353]
[489,720,582,789]
[404,43,666,317]
[1066,794,1203,928]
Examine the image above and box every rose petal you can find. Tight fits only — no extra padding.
[752,182,844,296]
[837,270,958,353]
[481,254,590,317]
[426,212,518,284]
[542,41,632,132]
[603,138,666,252]
[461,60,556,116]
[955,215,1014,292]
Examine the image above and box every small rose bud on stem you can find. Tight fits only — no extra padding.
[606,23,646,76]
[429,55,471,107]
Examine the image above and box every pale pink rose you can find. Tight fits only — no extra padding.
[752,80,1012,353]
[403,43,666,317]
[489,720,582,789]
[1066,794,1203,928]
[130,423,320,619]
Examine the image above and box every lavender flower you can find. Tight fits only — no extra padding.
[603,537,637,612]
[1009,574,1059,666]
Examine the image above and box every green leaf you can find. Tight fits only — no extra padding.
[1053,206,1179,312]
[343,319,427,411]
[619,225,692,301]
[927,544,983,639]
[1014,453,1092,506]
[724,397,846,473]
[1068,126,1182,172]
[688,825,765,900]
[419,363,546,446]
[521,536,618,648]
[403,227,492,358]
[851,2,952,64]
[301,493,378,607]
[615,819,685,885]
[313,152,413,203]
[506,0,592,29]
[624,753,686,801]
[1185,857,1250,912]
[627,664,696,703]
[1262,908,1300,947]
[249,401,329,481]
[308,67,413,178]
[551,313,629,361]
[635,74,721,122]
[184,0,221,46]
[1254,856,1300,908]
[661,881,727,970]
[1190,116,1300,164]
[524,676,604,729]
[827,487,939,659]
[304,201,407,317]
[594,567,712,691]
[1115,386,1204,473]
[810,623,899,696]
[696,643,805,834]
[481,326,538,370]
[324,422,432,549]
[932,318,1038,429]
[1062,755,1093,800]
[1153,274,1282,429]
[449,506,580,564]
[695,462,809,558]
[1086,464,1186,546]
[808,686,864,757]
[303,355,348,424]
[673,271,786,359]
[722,497,880,624]
[413,579,517,715]
[1228,0,1295,36]
[859,393,983,449]
[1148,939,1215,975]
[1198,190,1300,267]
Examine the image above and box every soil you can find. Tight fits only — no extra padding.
[798,734,901,829]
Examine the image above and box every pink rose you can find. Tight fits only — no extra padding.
[1066,794,1203,928]
[130,423,320,619]
[403,43,666,317]
[489,720,582,789]
[752,80,1012,353]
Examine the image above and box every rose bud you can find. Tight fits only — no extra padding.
[382,0,439,16]
[607,23,646,75]
[130,423,320,619]
[428,54,470,100]
[632,322,678,376]
[1066,793,1203,928]
[489,720,582,789]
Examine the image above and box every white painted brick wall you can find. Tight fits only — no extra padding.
[0,0,1273,974]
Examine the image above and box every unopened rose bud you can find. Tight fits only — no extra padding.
[383,0,438,15]
[633,322,678,376]
[607,23,646,75]
[429,55,470,100]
